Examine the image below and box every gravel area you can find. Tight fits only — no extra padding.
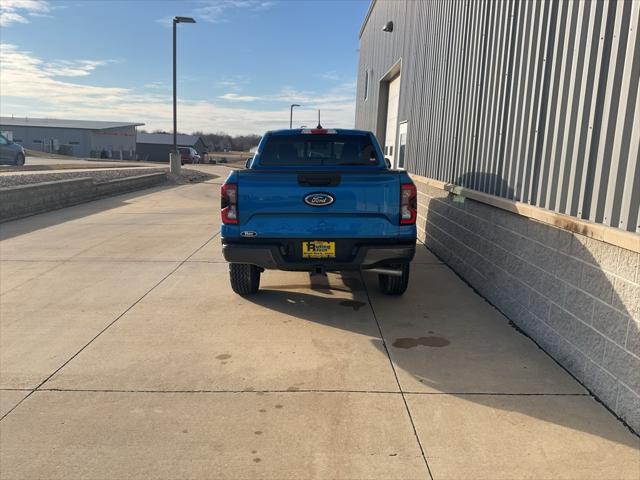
[0,168,166,188]
[170,168,219,184]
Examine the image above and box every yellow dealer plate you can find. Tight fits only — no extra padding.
[302,241,336,259]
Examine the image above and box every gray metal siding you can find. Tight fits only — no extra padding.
[0,125,138,159]
[356,0,640,232]
[89,127,137,159]
[0,126,92,157]
[136,138,207,162]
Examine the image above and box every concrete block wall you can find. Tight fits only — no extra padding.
[414,177,640,433]
[0,173,167,222]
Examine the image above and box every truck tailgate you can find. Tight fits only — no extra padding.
[235,172,403,238]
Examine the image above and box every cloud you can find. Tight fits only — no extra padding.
[0,43,355,135]
[144,81,167,90]
[43,60,110,77]
[272,82,357,108]
[219,93,260,102]
[0,44,128,105]
[155,16,173,27]
[215,75,250,91]
[196,0,276,23]
[320,71,340,81]
[0,0,50,27]
[157,0,276,25]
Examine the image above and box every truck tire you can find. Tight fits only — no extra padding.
[378,263,410,296]
[229,263,261,295]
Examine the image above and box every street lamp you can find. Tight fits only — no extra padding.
[289,104,300,129]
[172,16,196,172]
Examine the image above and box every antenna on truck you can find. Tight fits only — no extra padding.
[316,109,322,129]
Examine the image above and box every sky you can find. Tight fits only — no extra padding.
[0,0,369,135]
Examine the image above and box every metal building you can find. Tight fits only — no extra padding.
[355,0,639,233]
[136,133,208,162]
[0,117,143,159]
[356,0,640,433]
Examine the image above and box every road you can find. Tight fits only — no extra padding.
[0,171,638,479]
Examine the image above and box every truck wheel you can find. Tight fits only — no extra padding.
[378,263,410,296]
[229,263,261,295]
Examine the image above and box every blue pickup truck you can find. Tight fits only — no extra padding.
[220,128,417,295]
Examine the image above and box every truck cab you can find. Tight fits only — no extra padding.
[220,128,417,295]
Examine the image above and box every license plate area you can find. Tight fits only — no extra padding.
[302,241,336,259]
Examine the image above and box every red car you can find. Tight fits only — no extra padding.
[178,146,201,165]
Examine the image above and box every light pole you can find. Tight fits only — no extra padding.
[289,104,300,129]
[172,16,196,172]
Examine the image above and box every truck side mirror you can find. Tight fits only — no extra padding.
[245,158,253,169]
[384,158,392,169]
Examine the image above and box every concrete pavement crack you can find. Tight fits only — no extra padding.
[26,388,591,396]
[359,271,434,480]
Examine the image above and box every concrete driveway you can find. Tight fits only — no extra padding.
[0,171,638,479]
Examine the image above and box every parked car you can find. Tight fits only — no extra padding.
[220,128,417,295]
[178,146,200,165]
[0,134,26,166]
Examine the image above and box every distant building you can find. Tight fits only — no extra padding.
[0,117,143,159]
[136,133,208,162]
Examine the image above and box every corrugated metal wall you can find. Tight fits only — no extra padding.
[355,0,640,232]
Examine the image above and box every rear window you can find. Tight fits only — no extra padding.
[178,147,190,154]
[259,134,379,166]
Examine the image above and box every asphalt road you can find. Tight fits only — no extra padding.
[0,173,638,479]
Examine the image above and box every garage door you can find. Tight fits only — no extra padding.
[384,74,401,167]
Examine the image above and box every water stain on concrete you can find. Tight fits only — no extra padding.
[275,404,283,409]
[392,336,450,348]
[339,300,366,311]
[253,458,261,463]
[254,431,263,435]
[216,354,231,360]
[259,409,267,413]
[251,450,257,454]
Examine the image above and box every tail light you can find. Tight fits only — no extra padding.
[400,183,417,225]
[221,183,238,224]
[301,129,337,134]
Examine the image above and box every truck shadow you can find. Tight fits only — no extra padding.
[0,170,219,240]
[0,184,182,241]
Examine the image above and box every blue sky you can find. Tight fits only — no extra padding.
[0,0,369,134]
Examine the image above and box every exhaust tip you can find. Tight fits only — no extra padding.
[367,267,403,277]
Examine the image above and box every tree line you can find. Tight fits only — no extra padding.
[193,131,261,152]
[140,129,261,152]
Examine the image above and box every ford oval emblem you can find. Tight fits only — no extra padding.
[304,192,335,207]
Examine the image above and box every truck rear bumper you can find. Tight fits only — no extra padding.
[222,241,415,271]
